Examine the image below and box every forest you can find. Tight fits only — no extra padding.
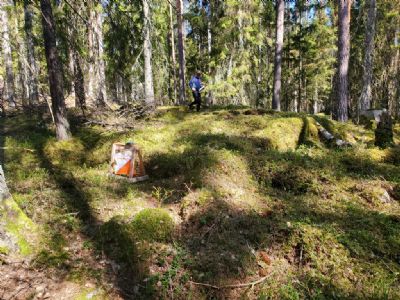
[0,0,400,299]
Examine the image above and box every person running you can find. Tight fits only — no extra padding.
[188,71,204,112]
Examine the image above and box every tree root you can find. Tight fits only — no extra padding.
[189,272,275,290]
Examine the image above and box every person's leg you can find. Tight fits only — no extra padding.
[196,92,201,111]
[189,91,197,109]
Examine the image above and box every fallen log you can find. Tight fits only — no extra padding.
[315,121,352,147]
[84,119,135,129]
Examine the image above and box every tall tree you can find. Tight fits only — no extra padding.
[0,0,16,107]
[87,1,107,106]
[176,0,186,104]
[169,1,178,104]
[359,0,376,112]
[23,0,39,105]
[272,0,284,111]
[142,0,155,107]
[40,0,71,140]
[334,0,351,122]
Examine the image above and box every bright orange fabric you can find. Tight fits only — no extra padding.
[115,160,131,175]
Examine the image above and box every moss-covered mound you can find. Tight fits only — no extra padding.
[131,208,174,242]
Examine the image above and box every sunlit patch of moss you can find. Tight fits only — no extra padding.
[131,208,174,242]
[1,197,37,256]
[0,246,9,254]
[252,117,304,151]
[286,223,354,296]
[74,287,106,300]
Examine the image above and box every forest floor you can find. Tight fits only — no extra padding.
[1,106,400,299]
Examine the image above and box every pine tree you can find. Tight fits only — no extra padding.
[334,0,351,122]
[40,0,71,140]
[272,0,284,111]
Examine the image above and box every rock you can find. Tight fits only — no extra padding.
[35,285,45,293]
[380,190,392,204]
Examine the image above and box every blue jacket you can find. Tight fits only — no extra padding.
[189,76,203,91]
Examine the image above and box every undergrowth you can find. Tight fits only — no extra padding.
[1,107,400,299]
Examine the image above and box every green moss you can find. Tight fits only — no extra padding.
[43,138,86,167]
[131,208,174,242]
[252,117,304,151]
[0,246,9,255]
[1,197,37,256]
[75,288,106,300]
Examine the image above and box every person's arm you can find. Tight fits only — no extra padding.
[199,79,205,91]
[189,77,196,91]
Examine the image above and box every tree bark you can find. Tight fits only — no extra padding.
[73,50,86,115]
[87,2,107,107]
[169,2,178,104]
[95,4,107,106]
[0,0,16,107]
[272,0,284,111]
[142,0,155,107]
[23,0,39,105]
[359,0,376,112]
[334,0,351,122]
[176,0,186,104]
[87,3,95,105]
[40,0,71,140]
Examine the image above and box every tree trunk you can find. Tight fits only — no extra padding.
[95,5,107,106]
[24,0,39,105]
[334,0,351,122]
[142,0,155,107]
[0,1,16,107]
[40,0,71,141]
[359,0,376,112]
[14,13,29,107]
[87,2,107,107]
[73,50,86,115]
[272,0,284,111]
[176,0,186,104]
[206,1,213,106]
[169,2,178,104]
[87,6,95,105]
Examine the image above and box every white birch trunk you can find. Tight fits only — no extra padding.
[0,0,16,107]
[95,6,107,105]
[142,0,155,107]
[24,0,39,105]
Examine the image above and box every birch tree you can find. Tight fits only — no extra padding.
[142,0,155,107]
[23,0,39,105]
[176,0,186,104]
[0,0,16,107]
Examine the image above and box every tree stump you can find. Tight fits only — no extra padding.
[375,111,394,148]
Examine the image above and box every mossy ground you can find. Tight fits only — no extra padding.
[1,107,400,299]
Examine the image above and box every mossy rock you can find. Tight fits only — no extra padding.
[252,118,303,151]
[350,182,393,205]
[43,138,85,167]
[131,208,174,242]
[0,197,37,256]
